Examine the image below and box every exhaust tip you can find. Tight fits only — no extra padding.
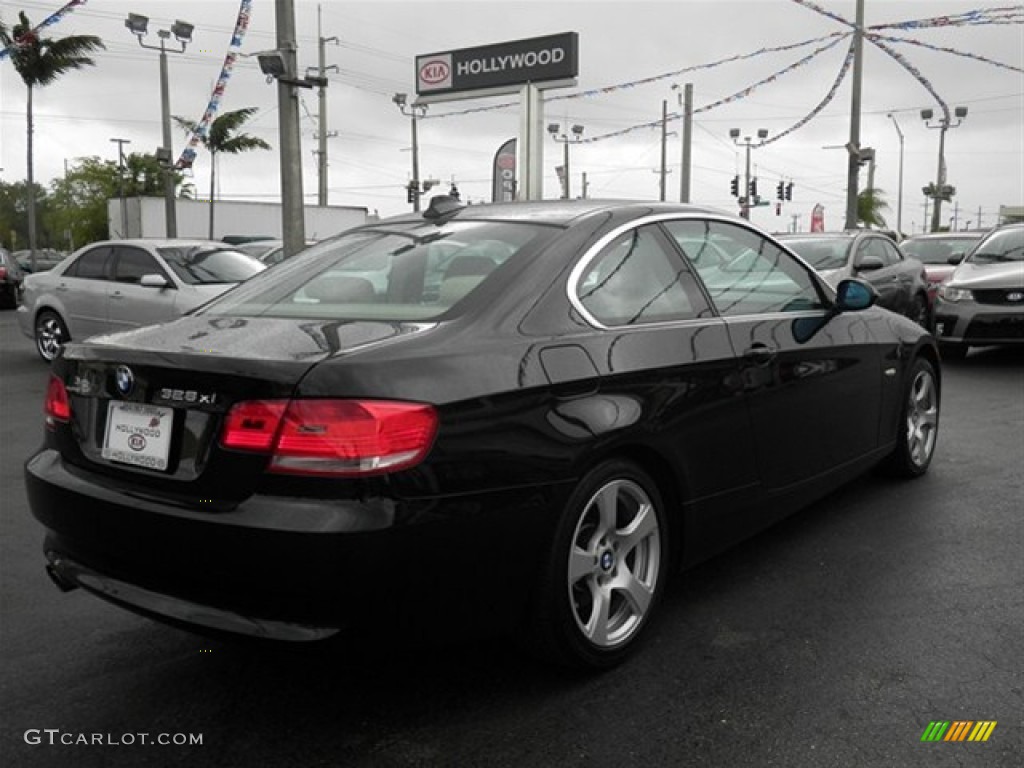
[45,560,79,593]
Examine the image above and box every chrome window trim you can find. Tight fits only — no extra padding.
[566,212,830,330]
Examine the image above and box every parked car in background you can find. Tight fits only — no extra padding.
[0,247,26,308]
[237,239,288,266]
[26,199,941,669]
[14,248,68,273]
[899,231,987,302]
[933,222,1024,359]
[776,231,932,328]
[17,239,266,362]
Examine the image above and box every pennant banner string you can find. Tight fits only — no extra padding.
[577,33,849,144]
[0,0,90,60]
[869,33,1024,72]
[762,39,856,145]
[174,0,253,170]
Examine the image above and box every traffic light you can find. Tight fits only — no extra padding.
[406,181,417,204]
[749,177,758,197]
[776,181,785,201]
[730,175,739,197]
[785,182,793,201]
[449,183,460,201]
[775,203,782,216]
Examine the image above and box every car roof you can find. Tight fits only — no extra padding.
[373,198,728,228]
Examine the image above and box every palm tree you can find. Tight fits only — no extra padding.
[1,12,103,270]
[175,108,271,239]
[857,187,891,230]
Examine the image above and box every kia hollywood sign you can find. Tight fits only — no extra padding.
[416,32,579,97]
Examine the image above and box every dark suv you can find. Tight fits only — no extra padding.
[0,248,25,309]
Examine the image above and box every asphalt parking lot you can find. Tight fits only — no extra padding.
[1,307,1021,768]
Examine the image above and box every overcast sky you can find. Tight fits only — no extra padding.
[2,0,1022,234]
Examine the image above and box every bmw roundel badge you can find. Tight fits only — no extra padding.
[114,365,135,397]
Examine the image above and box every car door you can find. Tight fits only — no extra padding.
[853,236,903,313]
[107,245,180,332]
[57,245,113,339]
[664,219,883,500]
[568,220,762,555]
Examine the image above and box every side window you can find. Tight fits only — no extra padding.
[664,220,826,316]
[880,239,903,265]
[113,247,165,284]
[64,247,111,280]
[856,238,894,267]
[575,224,708,326]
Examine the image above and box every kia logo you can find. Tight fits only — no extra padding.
[419,59,449,84]
[1007,291,1024,302]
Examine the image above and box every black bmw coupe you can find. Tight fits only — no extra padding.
[26,198,941,668]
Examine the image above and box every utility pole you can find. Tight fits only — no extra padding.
[887,113,905,236]
[678,83,693,204]
[730,128,767,220]
[844,0,865,230]
[276,0,306,257]
[315,6,338,207]
[659,99,668,202]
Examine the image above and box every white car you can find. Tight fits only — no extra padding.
[17,239,265,361]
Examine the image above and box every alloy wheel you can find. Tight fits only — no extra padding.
[567,478,661,648]
[906,368,939,468]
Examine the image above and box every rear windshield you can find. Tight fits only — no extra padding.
[780,238,851,271]
[901,236,982,264]
[198,220,551,321]
[158,246,266,285]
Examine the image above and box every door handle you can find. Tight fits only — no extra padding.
[743,343,776,366]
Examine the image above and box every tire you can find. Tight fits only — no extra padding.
[34,309,69,363]
[882,357,940,478]
[526,459,669,669]
[939,342,968,361]
[909,293,931,331]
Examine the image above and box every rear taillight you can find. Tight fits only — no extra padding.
[220,399,438,477]
[44,375,71,428]
[0,266,8,280]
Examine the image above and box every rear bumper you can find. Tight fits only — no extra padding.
[26,449,566,640]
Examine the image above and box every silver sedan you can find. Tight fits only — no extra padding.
[17,239,265,361]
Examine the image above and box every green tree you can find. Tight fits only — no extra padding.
[174,107,271,238]
[857,187,890,230]
[44,155,191,246]
[0,12,103,269]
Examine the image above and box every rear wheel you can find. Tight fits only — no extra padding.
[882,357,940,477]
[34,309,69,362]
[527,460,669,669]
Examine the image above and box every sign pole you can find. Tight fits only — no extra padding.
[518,83,544,201]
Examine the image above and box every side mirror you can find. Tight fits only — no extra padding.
[854,255,884,272]
[139,273,170,289]
[947,253,965,265]
[835,278,877,311]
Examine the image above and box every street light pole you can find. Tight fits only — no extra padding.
[730,128,768,220]
[887,113,905,236]
[125,13,193,238]
[922,106,968,233]
[393,93,428,212]
[547,123,584,200]
[110,138,131,237]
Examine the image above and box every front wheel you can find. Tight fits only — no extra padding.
[34,309,69,362]
[882,357,940,477]
[526,460,669,669]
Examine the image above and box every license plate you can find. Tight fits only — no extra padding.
[102,401,173,471]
